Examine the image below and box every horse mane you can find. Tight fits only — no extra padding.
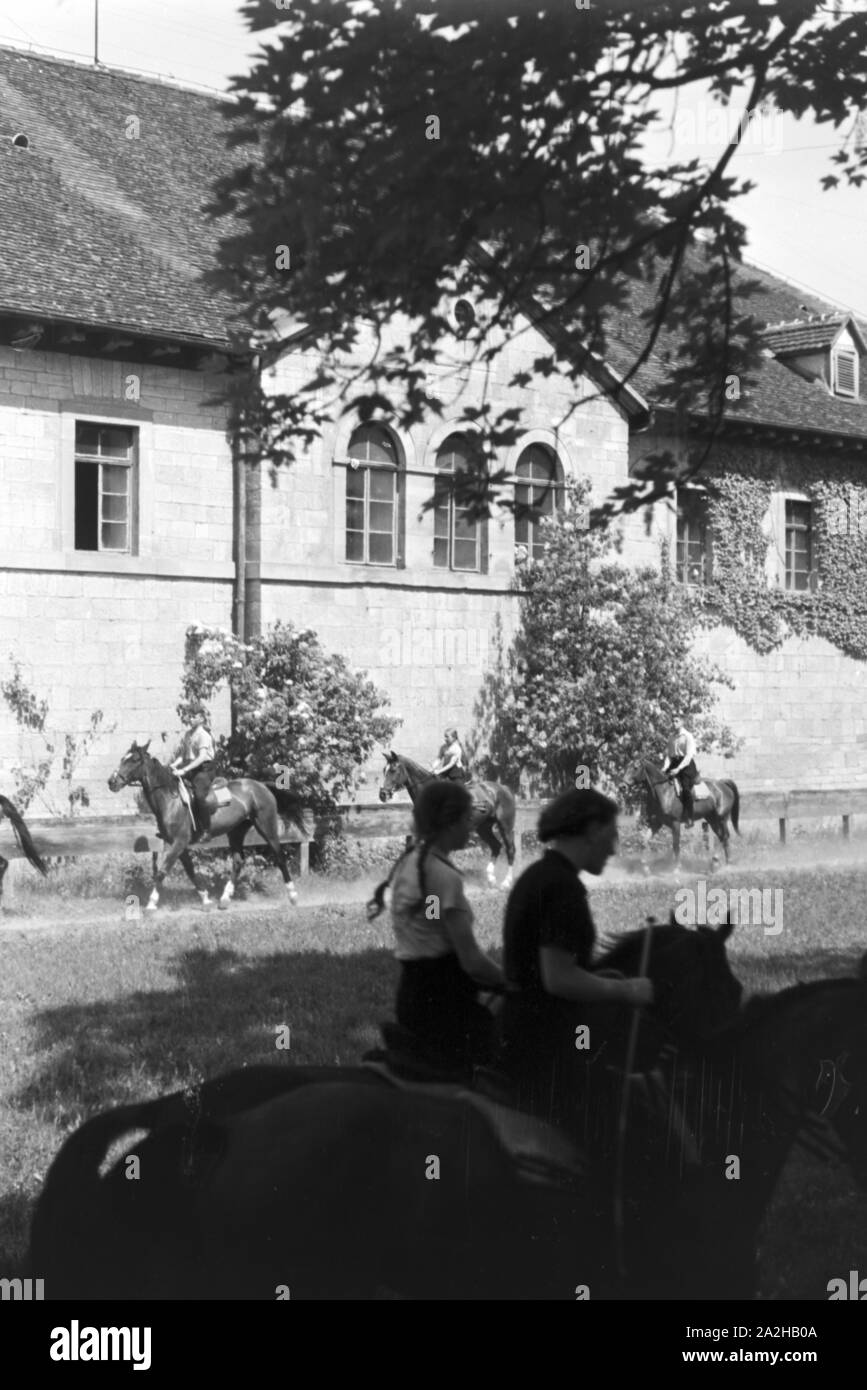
[739,974,867,1025]
[596,923,693,971]
[392,751,431,782]
[135,746,175,791]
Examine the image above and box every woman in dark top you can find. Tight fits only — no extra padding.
[496,788,653,1128]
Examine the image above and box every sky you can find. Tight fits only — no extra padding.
[1,0,866,317]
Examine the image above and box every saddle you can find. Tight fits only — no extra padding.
[363,1024,586,1190]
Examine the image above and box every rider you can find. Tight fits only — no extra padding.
[367,779,504,1072]
[662,718,699,828]
[170,706,217,841]
[495,787,653,1130]
[431,728,470,783]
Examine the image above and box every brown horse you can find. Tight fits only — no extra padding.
[107,742,307,912]
[642,759,740,868]
[378,749,517,889]
[0,794,48,907]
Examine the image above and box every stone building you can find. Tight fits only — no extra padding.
[1,44,866,814]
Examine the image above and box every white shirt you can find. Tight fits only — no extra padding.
[390,846,471,961]
[666,731,696,764]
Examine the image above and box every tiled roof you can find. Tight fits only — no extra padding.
[0,47,239,346]
[761,317,846,355]
[605,258,867,443]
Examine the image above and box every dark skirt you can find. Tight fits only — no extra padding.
[396,954,493,1068]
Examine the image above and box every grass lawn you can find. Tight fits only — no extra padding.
[2,842,867,1299]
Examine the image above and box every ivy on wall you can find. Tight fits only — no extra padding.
[680,444,867,661]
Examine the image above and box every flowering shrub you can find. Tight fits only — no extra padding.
[180,621,400,812]
[470,481,738,808]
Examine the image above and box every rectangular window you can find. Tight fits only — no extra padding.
[344,465,396,565]
[74,422,136,553]
[433,465,482,572]
[676,490,711,585]
[785,499,813,591]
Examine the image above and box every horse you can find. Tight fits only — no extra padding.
[107,742,307,912]
[378,750,518,890]
[641,759,740,868]
[0,794,48,907]
[29,918,748,1300]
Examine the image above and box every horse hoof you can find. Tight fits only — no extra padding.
[145,903,158,913]
[287,891,298,906]
[217,899,229,912]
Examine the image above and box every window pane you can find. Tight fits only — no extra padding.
[368,500,394,533]
[453,537,479,571]
[74,459,99,550]
[368,531,394,565]
[102,491,128,522]
[433,536,449,568]
[515,515,529,546]
[348,425,396,464]
[101,463,129,494]
[433,502,450,540]
[100,521,128,551]
[346,499,364,531]
[98,427,134,458]
[369,468,395,502]
[346,469,365,500]
[75,423,101,455]
[346,530,364,562]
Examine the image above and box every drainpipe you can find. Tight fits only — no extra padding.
[244,429,262,642]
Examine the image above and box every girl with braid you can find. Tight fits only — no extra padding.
[368,779,503,1069]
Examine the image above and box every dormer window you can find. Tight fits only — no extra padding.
[832,347,858,399]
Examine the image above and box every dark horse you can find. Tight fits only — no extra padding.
[379,750,517,889]
[107,742,307,912]
[0,794,48,906]
[642,759,740,868]
[31,919,760,1300]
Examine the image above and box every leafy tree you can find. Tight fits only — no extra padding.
[180,622,400,811]
[469,483,738,805]
[209,0,867,521]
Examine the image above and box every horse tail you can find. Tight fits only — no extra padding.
[265,785,308,837]
[723,781,740,835]
[0,795,48,875]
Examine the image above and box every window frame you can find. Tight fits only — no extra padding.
[342,423,404,568]
[783,495,815,592]
[432,432,488,574]
[514,444,565,561]
[832,347,858,399]
[674,486,712,587]
[73,420,139,555]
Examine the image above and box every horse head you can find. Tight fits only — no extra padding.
[598,916,743,1051]
[379,751,406,803]
[107,740,152,793]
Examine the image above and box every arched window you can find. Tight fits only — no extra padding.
[345,424,401,566]
[434,433,486,572]
[514,444,563,560]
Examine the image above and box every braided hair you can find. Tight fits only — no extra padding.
[367,779,473,920]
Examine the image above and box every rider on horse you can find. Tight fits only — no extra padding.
[170,706,217,841]
[662,720,698,828]
[432,728,470,783]
[495,788,654,1130]
[368,779,504,1072]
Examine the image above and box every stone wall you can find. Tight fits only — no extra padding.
[0,345,234,815]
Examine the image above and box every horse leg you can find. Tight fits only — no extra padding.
[496,806,517,892]
[253,808,298,906]
[146,833,197,911]
[671,820,681,869]
[180,849,213,908]
[711,814,730,866]
[0,855,7,910]
[476,820,502,890]
[219,828,247,910]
